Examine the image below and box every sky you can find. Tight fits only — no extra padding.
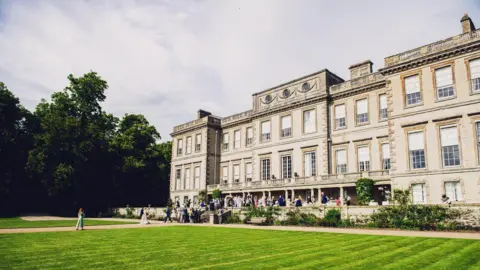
[0,0,479,140]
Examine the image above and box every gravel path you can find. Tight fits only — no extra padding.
[1,220,479,239]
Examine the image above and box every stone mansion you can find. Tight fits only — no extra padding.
[170,14,480,206]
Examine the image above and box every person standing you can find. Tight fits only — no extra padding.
[164,206,173,223]
[76,208,85,231]
[278,196,284,207]
[346,195,351,206]
[321,192,328,204]
[335,196,341,206]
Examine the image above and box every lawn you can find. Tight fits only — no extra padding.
[0,217,135,229]
[0,226,479,269]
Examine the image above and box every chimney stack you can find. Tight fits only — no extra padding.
[461,13,476,34]
[349,60,373,80]
[197,109,212,119]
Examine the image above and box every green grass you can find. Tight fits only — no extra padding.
[0,226,479,269]
[0,217,135,229]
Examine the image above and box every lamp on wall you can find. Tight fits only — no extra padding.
[272,175,276,179]
[294,172,299,178]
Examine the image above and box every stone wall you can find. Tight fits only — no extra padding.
[113,204,480,226]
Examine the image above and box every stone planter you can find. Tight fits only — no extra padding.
[250,217,266,225]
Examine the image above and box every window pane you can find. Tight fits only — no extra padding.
[469,58,480,79]
[303,110,316,133]
[408,131,424,150]
[356,99,368,114]
[412,183,425,204]
[281,116,291,129]
[335,105,345,118]
[405,75,420,94]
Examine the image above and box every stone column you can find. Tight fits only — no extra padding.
[268,191,272,198]
[285,190,288,200]
[310,189,314,200]
[292,189,295,200]
[340,186,344,205]
[318,188,322,203]
[262,191,266,198]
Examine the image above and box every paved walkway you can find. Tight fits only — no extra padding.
[1,219,479,239]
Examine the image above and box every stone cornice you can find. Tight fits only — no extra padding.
[432,115,463,122]
[380,39,480,75]
[220,95,328,130]
[170,122,219,137]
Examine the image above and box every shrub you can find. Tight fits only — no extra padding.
[244,205,280,225]
[356,178,374,205]
[320,208,342,227]
[125,206,135,219]
[283,209,318,226]
[212,189,221,199]
[393,189,410,206]
[370,204,471,230]
[225,213,242,224]
[198,190,207,203]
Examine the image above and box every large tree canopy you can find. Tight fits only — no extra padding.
[1,72,171,216]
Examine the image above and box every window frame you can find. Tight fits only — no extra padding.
[260,157,271,181]
[474,118,480,165]
[175,168,181,190]
[222,132,230,151]
[378,93,388,122]
[411,182,427,204]
[443,180,464,202]
[354,97,370,126]
[355,143,371,172]
[404,124,428,171]
[302,107,317,134]
[233,129,241,149]
[245,126,253,147]
[333,145,348,174]
[233,163,240,183]
[401,70,423,109]
[302,148,317,177]
[186,136,192,155]
[281,154,292,179]
[195,133,202,152]
[194,166,200,189]
[260,120,272,143]
[177,138,183,156]
[244,160,253,182]
[333,103,347,130]
[221,165,229,184]
[280,113,293,139]
[431,62,456,102]
[184,167,191,190]
[464,54,480,95]
[437,122,462,169]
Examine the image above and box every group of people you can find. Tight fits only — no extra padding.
[164,198,206,224]
[218,192,353,208]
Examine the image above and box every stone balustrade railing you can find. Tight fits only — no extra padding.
[384,30,480,67]
[330,73,384,95]
[221,110,253,125]
[173,116,221,133]
[206,171,389,192]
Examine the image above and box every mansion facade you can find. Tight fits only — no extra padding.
[170,14,480,206]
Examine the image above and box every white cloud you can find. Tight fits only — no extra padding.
[0,0,478,140]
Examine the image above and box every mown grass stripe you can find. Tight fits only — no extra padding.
[181,233,376,267]
[287,236,418,269]
[0,226,478,269]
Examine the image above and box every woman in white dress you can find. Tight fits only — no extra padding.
[140,208,150,225]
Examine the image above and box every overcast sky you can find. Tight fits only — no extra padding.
[1,0,479,140]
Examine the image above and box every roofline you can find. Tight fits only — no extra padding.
[252,68,330,96]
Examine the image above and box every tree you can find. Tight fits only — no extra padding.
[355,178,374,205]
[26,72,117,215]
[109,114,170,206]
[0,83,41,216]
